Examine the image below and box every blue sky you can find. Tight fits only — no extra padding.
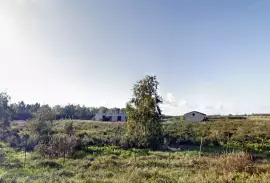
[1,0,270,115]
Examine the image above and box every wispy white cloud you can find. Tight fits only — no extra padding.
[161,91,256,116]
[164,92,178,107]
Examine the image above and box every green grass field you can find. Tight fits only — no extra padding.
[2,143,270,183]
[2,118,270,183]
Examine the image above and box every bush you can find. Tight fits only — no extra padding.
[37,134,77,158]
[6,133,21,148]
[71,150,87,159]
[25,135,38,151]
[0,131,22,148]
[3,159,22,169]
[37,160,62,169]
[76,134,95,150]
[63,121,74,135]
[28,120,52,143]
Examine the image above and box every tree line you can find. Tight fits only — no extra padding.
[7,100,125,121]
[0,74,164,160]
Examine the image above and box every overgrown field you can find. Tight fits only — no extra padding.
[56,118,270,154]
[2,118,270,182]
[165,117,270,153]
[2,144,270,183]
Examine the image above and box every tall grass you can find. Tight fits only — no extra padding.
[214,152,252,173]
[3,119,270,182]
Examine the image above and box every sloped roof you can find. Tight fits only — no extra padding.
[184,111,206,116]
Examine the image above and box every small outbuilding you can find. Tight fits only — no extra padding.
[93,109,126,122]
[184,111,207,122]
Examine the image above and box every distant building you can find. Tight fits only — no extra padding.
[93,109,126,122]
[184,111,207,122]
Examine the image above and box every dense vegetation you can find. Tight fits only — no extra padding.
[126,75,163,149]
[2,75,270,182]
[8,99,125,121]
[1,119,270,182]
[165,118,270,154]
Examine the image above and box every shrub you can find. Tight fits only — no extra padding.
[24,135,39,151]
[6,133,21,148]
[63,121,74,136]
[3,159,22,169]
[37,160,62,169]
[37,134,77,158]
[71,150,87,159]
[28,120,52,143]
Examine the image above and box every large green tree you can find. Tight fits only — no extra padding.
[35,105,55,124]
[126,75,163,149]
[0,92,12,131]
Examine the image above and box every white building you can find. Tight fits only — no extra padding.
[94,110,126,122]
[184,111,207,122]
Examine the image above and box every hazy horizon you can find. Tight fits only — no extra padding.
[1,0,270,115]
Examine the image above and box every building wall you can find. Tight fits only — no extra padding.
[94,113,105,121]
[121,115,126,122]
[184,112,206,122]
[111,115,118,122]
[94,113,126,122]
[111,114,126,122]
[119,114,126,122]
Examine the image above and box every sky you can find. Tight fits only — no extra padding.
[1,0,270,115]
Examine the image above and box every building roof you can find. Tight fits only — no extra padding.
[184,111,206,116]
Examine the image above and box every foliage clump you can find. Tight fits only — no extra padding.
[37,134,77,158]
[0,92,12,131]
[126,75,163,149]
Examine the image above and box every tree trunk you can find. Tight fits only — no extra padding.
[24,139,27,168]
[199,136,203,157]
[63,136,66,165]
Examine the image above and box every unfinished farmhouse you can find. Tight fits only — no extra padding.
[94,110,126,122]
[184,111,207,122]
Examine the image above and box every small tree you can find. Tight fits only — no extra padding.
[64,121,74,136]
[126,75,163,149]
[37,134,77,161]
[28,105,55,145]
[0,92,12,131]
[28,119,52,144]
[22,134,29,167]
[35,105,55,125]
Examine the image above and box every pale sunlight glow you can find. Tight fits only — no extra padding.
[1,0,270,115]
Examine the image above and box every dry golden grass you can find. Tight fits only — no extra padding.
[3,148,270,183]
[213,152,252,173]
[248,116,270,121]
